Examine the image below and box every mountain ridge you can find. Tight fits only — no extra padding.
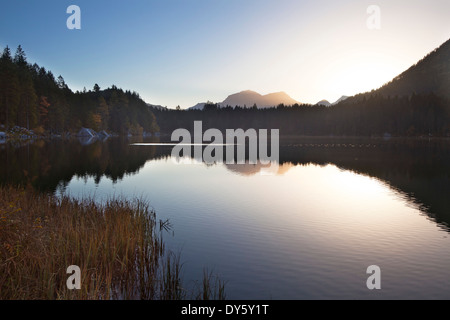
[316,96,349,107]
[359,38,450,100]
[187,39,450,110]
[189,90,300,110]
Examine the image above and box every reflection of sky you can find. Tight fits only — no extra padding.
[64,158,450,299]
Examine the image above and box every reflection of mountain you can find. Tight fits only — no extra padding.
[225,162,294,176]
[1,137,449,232]
[223,138,450,230]
[278,138,450,231]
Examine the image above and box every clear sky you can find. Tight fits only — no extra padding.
[1,0,449,108]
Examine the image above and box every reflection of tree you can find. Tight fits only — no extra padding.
[0,138,162,192]
[277,138,450,231]
[183,138,450,231]
[1,137,449,232]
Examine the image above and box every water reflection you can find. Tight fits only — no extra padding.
[2,136,450,299]
[0,137,449,232]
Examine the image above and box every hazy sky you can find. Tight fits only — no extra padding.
[1,0,449,108]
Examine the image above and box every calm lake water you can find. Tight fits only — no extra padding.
[1,136,450,299]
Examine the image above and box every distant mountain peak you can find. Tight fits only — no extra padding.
[189,102,206,110]
[316,96,348,107]
[221,90,299,108]
[240,89,261,94]
[316,100,331,107]
[264,91,291,98]
[333,96,349,104]
[188,90,299,110]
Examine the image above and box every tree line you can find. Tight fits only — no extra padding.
[0,45,159,135]
[2,44,449,138]
[152,92,450,137]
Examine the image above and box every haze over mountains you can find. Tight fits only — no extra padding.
[189,91,351,110]
[189,90,300,110]
[155,37,450,137]
[187,38,450,111]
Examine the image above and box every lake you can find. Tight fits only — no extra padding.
[1,136,450,299]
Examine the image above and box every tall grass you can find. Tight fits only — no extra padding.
[194,268,227,300]
[0,186,225,300]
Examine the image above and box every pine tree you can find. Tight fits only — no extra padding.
[39,96,50,129]
[1,46,12,62]
[17,71,38,129]
[13,45,27,68]
[57,75,67,90]
[0,47,20,129]
[97,96,109,131]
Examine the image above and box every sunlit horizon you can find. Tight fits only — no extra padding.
[1,0,449,108]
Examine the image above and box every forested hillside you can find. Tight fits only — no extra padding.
[153,93,449,137]
[0,45,159,135]
[377,38,450,99]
